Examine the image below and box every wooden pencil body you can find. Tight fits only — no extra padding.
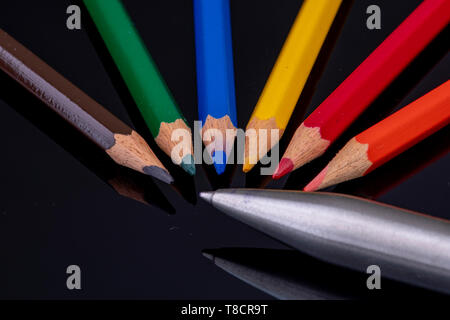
[0,29,127,150]
[194,0,237,174]
[243,0,342,171]
[358,80,450,173]
[0,29,172,183]
[84,0,195,174]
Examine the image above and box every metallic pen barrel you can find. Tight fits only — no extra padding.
[200,189,450,294]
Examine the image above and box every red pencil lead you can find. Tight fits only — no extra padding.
[272,158,294,180]
[304,166,329,192]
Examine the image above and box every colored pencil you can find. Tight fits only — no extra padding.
[200,189,450,294]
[0,29,173,184]
[0,68,175,213]
[203,248,437,299]
[194,0,238,175]
[84,0,195,175]
[274,0,450,179]
[304,81,450,191]
[336,127,450,199]
[242,0,343,173]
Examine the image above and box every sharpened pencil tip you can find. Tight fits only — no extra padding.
[143,166,174,184]
[212,151,227,175]
[181,155,196,176]
[214,162,227,175]
[304,166,329,192]
[273,158,294,179]
[200,191,215,205]
[201,250,215,261]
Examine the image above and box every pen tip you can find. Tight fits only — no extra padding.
[181,155,196,176]
[272,158,294,179]
[199,191,214,205]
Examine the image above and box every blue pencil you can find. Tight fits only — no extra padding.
[194,0,238,175]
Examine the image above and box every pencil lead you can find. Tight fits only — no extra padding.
[304,166,329,192]
[181,154,196,176]
[143,166,174,185]
[242,160,255,173]
[199,191,215,205]
[201,250,215,261]
[273,158,294,179]
[212,151,227,175]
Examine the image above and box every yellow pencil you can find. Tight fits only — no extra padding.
[243,0,343,172]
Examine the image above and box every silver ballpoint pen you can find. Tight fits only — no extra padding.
[200,189,450,294]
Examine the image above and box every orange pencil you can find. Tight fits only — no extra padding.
[305,80,450,192]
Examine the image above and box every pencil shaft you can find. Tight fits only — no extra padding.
[194,0,237,126]
[0,29,173,182]
[0,29,127,150]
[243,0,342,172]
[84,0,185,138]
[194,0,237,174]
[249,0,342,130]
[201,189,450,294]
[358,80,450,171]
[304,0,450,141]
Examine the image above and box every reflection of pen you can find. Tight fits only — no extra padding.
[200,189,450,294]
[203,248,444,300]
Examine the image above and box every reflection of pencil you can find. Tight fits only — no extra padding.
[275,0,450,179]
[305,81,450,191]
[84,0,195,175]
[243,0,343,173]
[200,189,450,294]
[194,0,238,175]
[0,29,173,184]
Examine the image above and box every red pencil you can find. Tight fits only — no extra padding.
[273,0,450,179]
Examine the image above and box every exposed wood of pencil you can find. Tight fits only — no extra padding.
[155,119,195,176]
[202,115,237,167]
[305,80,450,191]
[276,0,450,179]
[0,29,172,184]
[106,131,173,183]
[243,117,283,173]
[273,124,330,179]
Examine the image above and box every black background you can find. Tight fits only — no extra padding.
[0,0,448,299]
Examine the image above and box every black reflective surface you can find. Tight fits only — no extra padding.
[0,0,448,299]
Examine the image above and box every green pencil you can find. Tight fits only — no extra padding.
[84,0,195,175]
